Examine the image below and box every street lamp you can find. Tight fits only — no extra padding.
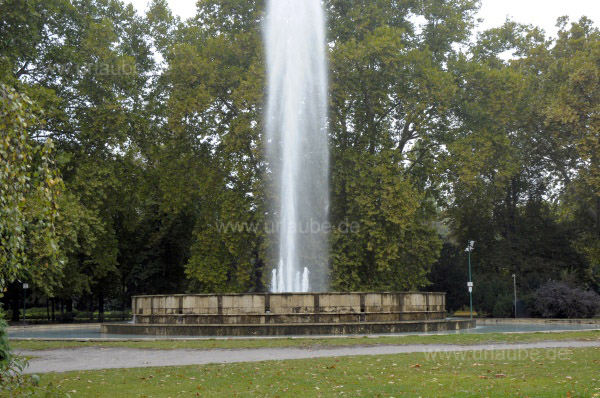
[465,241,475,319]
[23,282,29,324]
[512,274,517,319]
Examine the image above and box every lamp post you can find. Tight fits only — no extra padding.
[23,282,29,324]
[512,274,517,319]
[465,241,475,319]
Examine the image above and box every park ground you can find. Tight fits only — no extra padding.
[38,347,600,397]
[10,330,600,397]
[11,330,600,351]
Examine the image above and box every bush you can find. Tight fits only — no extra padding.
[102,311,131,320]
[529,281,600,319]
[493,294,514,318]
[0,358,66,397]
[19,308,132,323]
[0,308,11,370]
[55,312,76,323]
[0,308,67,397]
[76,311,94,321]
[472,275,512,317]
[22,308,50,320]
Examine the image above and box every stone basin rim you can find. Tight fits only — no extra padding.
[132,292,448,298]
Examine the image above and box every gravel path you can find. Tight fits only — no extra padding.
[16,340,600,374]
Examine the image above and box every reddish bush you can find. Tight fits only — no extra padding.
[529,281,600,319]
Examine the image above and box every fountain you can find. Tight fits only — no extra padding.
[265,0,329,293]
[102,1,476,337]
[103,292,478,336]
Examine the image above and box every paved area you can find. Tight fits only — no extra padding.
[16,340,600,374]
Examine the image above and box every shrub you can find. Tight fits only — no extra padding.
[493,294,514,318]
[529,281,600,319]
[18,308,132,323]
[103,311,131,320]
[55,312,76,323]
[472,275,511,317]
[0,308,67,397]
[77,311,94,321]
[22,307,50,320]
[0,308,11,370]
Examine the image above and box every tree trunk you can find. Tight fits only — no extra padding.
[122,282,127,313]
[9,283,20,322]
[66,298,73,313]
[98,291,105,322]
[596,195,600,236]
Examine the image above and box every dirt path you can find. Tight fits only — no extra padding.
[16,340,600,374]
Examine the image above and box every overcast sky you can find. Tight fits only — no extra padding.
[128,0,599,38]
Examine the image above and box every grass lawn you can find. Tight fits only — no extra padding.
[12,330,600,351]
[42,347,600,397]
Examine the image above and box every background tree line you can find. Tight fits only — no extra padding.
[1,0,599,320]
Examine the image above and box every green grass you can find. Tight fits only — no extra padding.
[12,330,600,351]
[42,347,600,397]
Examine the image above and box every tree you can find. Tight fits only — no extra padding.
[0,84,63,293]
[428,243,469,311]
[327,0,478,290]
[541,19,600,290]
[443,19,600,309]
[156,0,268,293]
[1,0,160,314]
[2,0,598,311]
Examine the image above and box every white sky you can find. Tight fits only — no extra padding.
[476,0,598,36]
[128,0,599,38]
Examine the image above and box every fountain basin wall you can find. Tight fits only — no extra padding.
[131,292,445,324]
[102,292,476,336]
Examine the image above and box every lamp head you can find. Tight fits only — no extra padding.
[465,240,475,252]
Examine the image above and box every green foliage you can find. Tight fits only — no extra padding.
[1,0,165,309]
[0,308,10,369]
[158,0,267,293]
[331,151,441,291]
[444,19,600,309]
[327,0,473,291]
[539,20,600,289]
[14,307,131,322]
[0,84,63,294]
[0,359,66,397]
[0,308,67,397]
[492,294,514,318]
[427,243,469,311]
[468,274,511,317]
[0,0,599,312]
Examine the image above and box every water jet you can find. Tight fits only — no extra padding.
[265,0,329,292]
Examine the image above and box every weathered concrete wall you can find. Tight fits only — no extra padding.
[103,318,476,336]
[477,318,600,325]
[132,292,446,325]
